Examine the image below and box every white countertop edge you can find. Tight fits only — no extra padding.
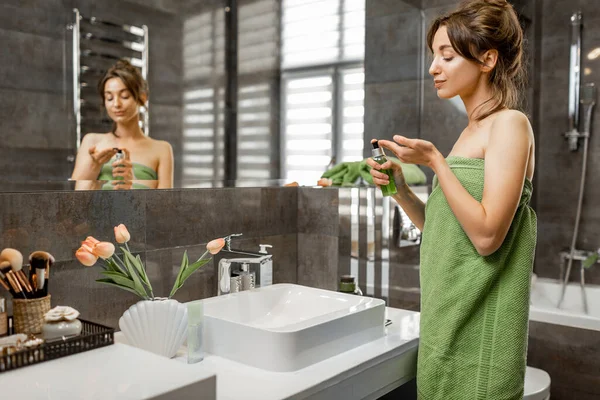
[155,306,421,400]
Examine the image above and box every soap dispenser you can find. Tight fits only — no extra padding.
[239,263,255,291]
[258,244,273,287]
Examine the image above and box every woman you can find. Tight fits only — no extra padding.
[368,1,536,398]
[71,59,173,190]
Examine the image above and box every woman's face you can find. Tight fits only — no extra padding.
[428,26,482,99]
[103,77,140,124]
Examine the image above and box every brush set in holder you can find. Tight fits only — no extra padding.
[0,249,54,334]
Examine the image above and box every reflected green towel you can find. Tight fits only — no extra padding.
[418,157,537,399]
[98,162,158,190]
[321,158,427,186]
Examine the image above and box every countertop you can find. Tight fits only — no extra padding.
[159,307,420,400]
[0,307,419,400]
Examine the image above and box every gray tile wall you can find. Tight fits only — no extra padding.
[0,187,300,328]
[528,321,600,400]
[297,188,340,291]
[0,0,183,184]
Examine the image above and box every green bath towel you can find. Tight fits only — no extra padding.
[321,158,427,186]
[418,156,537,400]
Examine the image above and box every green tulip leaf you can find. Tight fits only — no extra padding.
[96,278,146,298]
[122,251,149,298]
[101,271,137,290]
[583,253,599,269]
[181,258,211,283]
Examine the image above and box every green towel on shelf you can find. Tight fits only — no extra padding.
[321,158,427,186]
[417,156,537,400]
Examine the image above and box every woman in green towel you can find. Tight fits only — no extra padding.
[368,0,536,399]
[71,59,174,190]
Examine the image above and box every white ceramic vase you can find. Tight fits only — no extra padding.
[118,298,188,358]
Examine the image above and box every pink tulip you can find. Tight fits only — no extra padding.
[82,236,100,248]
[206,238,226,255]
[114,224,131,244]
[76,246,98,267]
[93,242,115,259]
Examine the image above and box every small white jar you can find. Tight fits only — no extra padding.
[42,306,82,341]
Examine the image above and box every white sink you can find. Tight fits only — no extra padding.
[202,283,386,372]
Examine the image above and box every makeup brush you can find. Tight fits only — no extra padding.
[5,271,25,299]
[29,251,54,298]
[0,261,13,293]
[0,270,13,296]
[0,261,20,298]
[1,248,33,296]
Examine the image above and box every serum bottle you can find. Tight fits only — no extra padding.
[371,141,397,196]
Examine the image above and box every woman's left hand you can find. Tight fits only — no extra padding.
[378,135,442,169]
[111,148,135,180]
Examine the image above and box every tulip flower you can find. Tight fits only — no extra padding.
[82,236,100,248]
[76,246,98,266]
[114,224,131,244]
[206,238,225,255]
[93,242,115,259]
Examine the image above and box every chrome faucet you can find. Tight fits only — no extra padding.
[216,234,273,295]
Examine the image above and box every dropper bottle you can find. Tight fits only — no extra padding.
[371,141,397,196]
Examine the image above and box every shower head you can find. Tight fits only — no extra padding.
[581,83,596,106]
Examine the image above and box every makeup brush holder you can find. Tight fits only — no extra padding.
[12,295,51,334]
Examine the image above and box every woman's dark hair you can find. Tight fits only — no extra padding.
[98,59,149,134]
[426,0,526,121]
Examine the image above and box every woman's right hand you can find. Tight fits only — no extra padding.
[366,156,406,190]
[88,146,118,167]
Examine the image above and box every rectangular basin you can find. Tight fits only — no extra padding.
[202,283,386,372]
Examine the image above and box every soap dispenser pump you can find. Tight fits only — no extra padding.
[258,244,273,287]
[239,262,255,291]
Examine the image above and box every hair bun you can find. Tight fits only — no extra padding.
[484,0,509,7]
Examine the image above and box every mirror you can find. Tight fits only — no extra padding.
[0,0,376,192]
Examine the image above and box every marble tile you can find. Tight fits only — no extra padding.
[0,2,69,39]
[0,29,65,94]
[0,89,71,150]
[123,0,181,14]
[144,188,297,250]
[421,0,460,9]
[365,10,422,83]
[297,188,339,236]
[528,320,600,400]
[363,80,420,158]
[297,233,339,292]
[0,190,146,262]
[0,148,73,180]
[367,0,422,19]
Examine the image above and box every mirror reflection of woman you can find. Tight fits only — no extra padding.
[71,59,173,190]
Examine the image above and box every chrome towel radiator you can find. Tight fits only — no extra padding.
[69,9,149,153]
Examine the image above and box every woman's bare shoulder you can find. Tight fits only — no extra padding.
[148,137,173,150]
[81,132,112,147]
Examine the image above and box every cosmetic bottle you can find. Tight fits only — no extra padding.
[187,300,204,364]
[0,297,7,337]
[258,244,273,287]
[338,275,363,296]
[114,149,125,182]
[371,141,397,196]
[239,263,255,291]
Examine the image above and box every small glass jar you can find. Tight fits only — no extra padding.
[338,275,363,296]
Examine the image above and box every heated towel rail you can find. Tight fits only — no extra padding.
[69,8,149,152]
